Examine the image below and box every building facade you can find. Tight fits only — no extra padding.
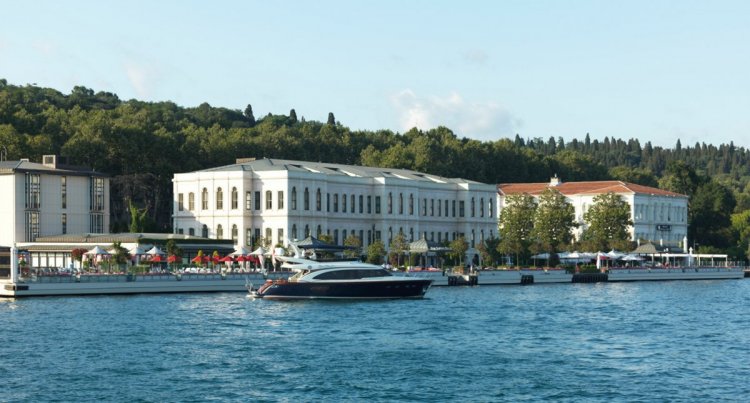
[497,177,689,247]
[0,155,110,246]
[173,158,498,253]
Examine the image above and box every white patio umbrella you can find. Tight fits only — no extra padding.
[128,245,147,265]
[230,246,251,256]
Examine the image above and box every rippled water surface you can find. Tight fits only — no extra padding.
[1,280,749,402]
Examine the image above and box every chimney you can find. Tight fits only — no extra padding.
[550,174,561,186]
[42,155,58,168]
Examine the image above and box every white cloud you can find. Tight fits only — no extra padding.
[390,89,521,141]
[124,62,153,98]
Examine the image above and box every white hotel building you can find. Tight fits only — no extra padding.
[172,158,498,253]
[498,177,689,248]
[0,155,110,246]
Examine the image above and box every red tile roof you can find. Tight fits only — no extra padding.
[497,180,686,198]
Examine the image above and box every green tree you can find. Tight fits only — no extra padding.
[609,166,658,187]
[367,240,386,264]
[166,239,183,257]
[477,236,501,267]
[581,192,634,252]
[343,234,361,258]
[289,109,297,123]
[690,181,736,249]
[530,188,576,264]
[244,104,255,126]
[497,193,536,267]
[449,236,468,267]
[389,232,409,268]
[327,112,336,125]
[128,198,149,233]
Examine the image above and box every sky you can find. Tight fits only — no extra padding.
[1,0,749,148]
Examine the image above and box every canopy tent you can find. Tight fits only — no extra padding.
[145,246,166,256]
[408,237,451,269]
[408,238,451,254]
[84,246,110,256]
[230,247,251,256]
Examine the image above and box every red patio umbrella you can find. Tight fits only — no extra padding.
[190,255,206,264]
[150,255,165,262]
[167,255,181,263]
[219,256,234,263]
[235,255,247,262]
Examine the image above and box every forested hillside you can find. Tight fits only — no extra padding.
[1,80,749,258]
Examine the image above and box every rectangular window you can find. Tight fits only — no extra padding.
[255,191,261,210]
[359,195,363,214]
[254,228,261,245]
[89,213,104,233]
[246,228,253,246]
[178,193,184,211]
[189,193,195,211]
[265,191,272,209]
[189,228,195,236]
[90,177,105,211]
[278,228,284,245]
[278,191,284,209]
[265,228,272,245]
[246,192,252,210]
[334,194,339,212]
[327,193,330,212]
[367,196,372,214]
[452,200,456,217]
[62,213,67,235]
[438,200,442,217]
[342,194,347,213]
[26,173,41,209]
[25,211,40,241]
[61,176,67,209]
[430,199,434,216]
[459,201,465,217]
[422,198,427,216]
[375,196,381,214]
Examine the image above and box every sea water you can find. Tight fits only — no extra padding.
[1,280,748,402]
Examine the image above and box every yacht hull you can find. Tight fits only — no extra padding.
[251,279,433,300]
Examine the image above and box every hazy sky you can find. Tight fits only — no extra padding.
[1,0,748,148]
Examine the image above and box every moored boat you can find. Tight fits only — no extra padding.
[248,259,433,300]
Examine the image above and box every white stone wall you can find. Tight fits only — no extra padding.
[173,167,498,252]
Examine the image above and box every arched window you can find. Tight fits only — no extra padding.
[388,227,392,246]
[304,187,310,210]
[217,224,224,239]
[201,188,208,210]
[292,224,298,240]
[304,224,310,237]
[216,187,223,210]
[232,224,238,244]
[316,225,321,237]
[409,228,414,242]
[409,194,414,215]
[291,187,297,210]
[201,224,208,238]
[342,193,347,213]
[388,192,393,214]
[399,193,403,214]
[231,187,238,209]
[188,192,195,211]
[316,188,321,211]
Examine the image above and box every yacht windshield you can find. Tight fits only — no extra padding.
[313,268,392,280]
